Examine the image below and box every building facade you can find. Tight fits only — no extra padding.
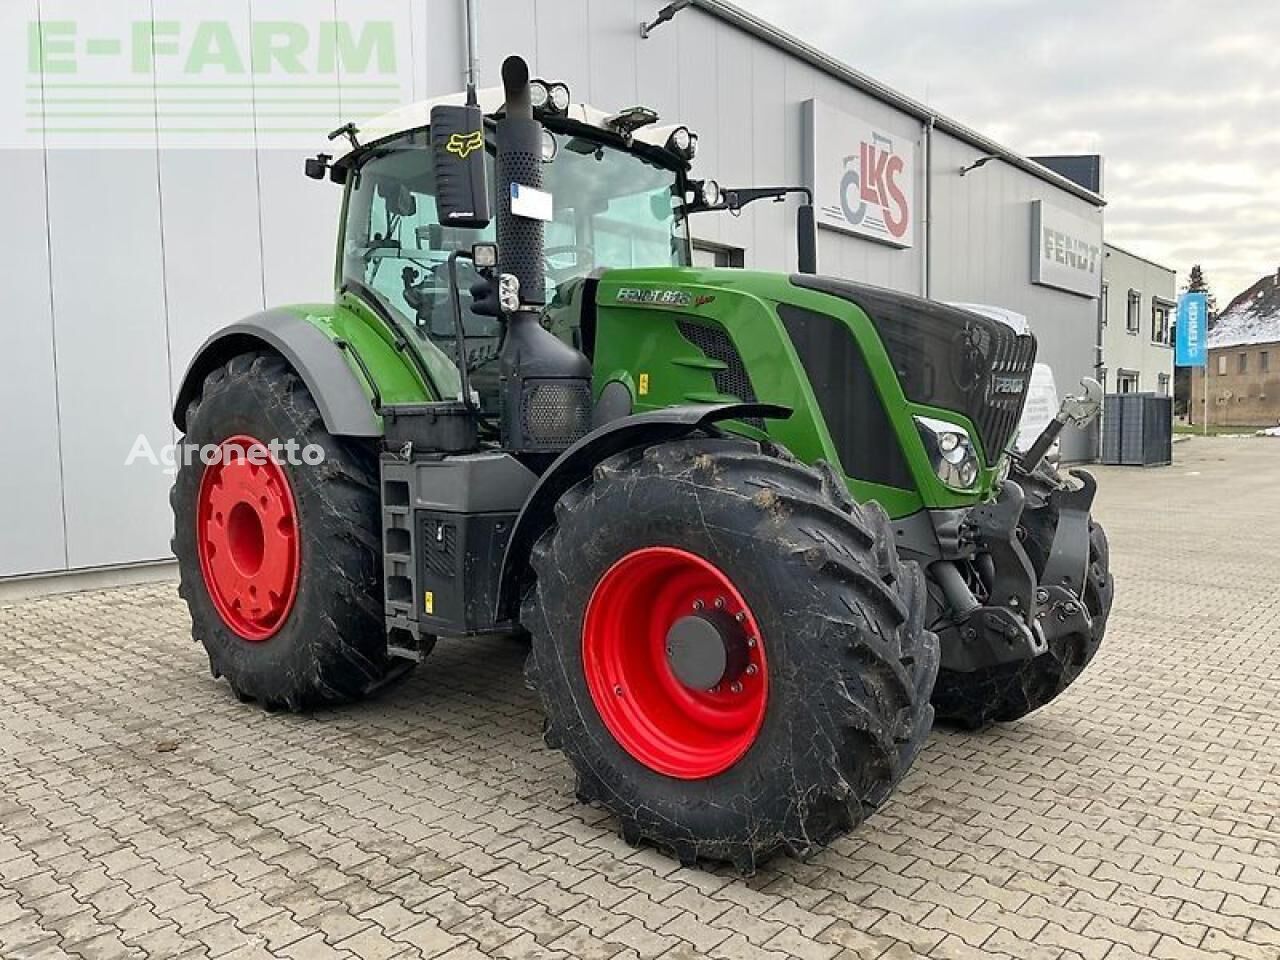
[1189,269,1280,427]
[1100,244,1175,397]
[0,0,1104,582]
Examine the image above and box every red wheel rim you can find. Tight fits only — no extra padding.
[195,435,301,641]
[582,547,768,779]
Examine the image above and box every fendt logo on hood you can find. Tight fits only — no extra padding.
[839,133,910,243]
[806,99,916,249]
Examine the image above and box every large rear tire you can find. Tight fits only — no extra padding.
[171,352,414,710]
[932,467,1114,728]
[523,437,938,871]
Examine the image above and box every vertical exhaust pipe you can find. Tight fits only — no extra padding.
[493,55,592,457]
[495,56,545,307]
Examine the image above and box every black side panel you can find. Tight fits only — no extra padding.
[416,511,515,634]
[778,304,914,491]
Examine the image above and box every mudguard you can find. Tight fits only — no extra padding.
[495,402,792,622]
[172,308,381,437]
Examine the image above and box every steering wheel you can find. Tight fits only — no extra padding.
[543,244,595,283]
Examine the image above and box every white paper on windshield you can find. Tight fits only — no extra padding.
[511,183,552,221]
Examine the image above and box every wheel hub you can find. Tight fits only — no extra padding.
[196,436,300,642]
[665,608,749,691]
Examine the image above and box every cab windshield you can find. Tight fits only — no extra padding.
[340,128,690,401]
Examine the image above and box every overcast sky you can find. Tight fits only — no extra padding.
[734,0,1279,305]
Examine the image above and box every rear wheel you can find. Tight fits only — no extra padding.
[932,469,1114,728]
[171,352,415,710]
[523,437,938,870]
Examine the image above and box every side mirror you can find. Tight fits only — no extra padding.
[430,104,491,229]
[796,203,817,275]
[304,153,331,180]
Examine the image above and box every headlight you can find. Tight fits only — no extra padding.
[915,416,981,490]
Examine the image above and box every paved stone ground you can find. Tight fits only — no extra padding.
[2,437,1278,960]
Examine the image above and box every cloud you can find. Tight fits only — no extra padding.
[733,0,1279,300]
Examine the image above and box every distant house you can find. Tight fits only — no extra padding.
[1190,269,1280,426]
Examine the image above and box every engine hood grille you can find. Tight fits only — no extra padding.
[790,275,1037,462]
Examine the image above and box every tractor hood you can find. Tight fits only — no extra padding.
[789,274,1038,462]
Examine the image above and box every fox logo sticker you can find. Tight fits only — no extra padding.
[446,131,484,159]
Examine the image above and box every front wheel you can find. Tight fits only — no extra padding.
[171,352,414,710]
[522,437,938,871]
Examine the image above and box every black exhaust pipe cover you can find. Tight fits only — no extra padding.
[493,55,592,455]
[495,56,545,306]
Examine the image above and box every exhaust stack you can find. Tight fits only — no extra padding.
[495,56,545,307]
[493,55,593,458]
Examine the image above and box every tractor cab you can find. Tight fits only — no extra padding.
[320,86,701,417]
[311,79,814,426]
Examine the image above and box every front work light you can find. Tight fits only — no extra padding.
[666,125,698,160]
[529,80,551,111]
[915,416,981,490]
[548,82,571,113]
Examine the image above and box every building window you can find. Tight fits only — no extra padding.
[1117,370,1140,393]
[1151,300,1172,345]
[1158,373,1170,395]
[1218,355,1227,375]
[1239,352,1248,373]
[1126,290,1141,333]
[691,240,745,268]
[1100,284,1108,327]
[1262,351,1270,372]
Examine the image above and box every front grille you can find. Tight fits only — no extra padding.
[976,335,1037,461]
[676,320,765,431]
[788,275,1038,464]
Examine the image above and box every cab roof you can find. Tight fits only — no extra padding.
[333,86,693,172]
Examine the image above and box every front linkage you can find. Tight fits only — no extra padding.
[927,379,1114,727]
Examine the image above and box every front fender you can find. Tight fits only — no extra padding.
[496,402,792,623]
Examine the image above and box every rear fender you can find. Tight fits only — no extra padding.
[496,402,791,623]
[174,308,401,437]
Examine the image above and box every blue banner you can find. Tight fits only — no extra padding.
[1176,292,1208,367]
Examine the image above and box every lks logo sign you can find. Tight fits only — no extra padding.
[806,100,915,249]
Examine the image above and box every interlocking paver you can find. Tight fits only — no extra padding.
[2,437,1280,960]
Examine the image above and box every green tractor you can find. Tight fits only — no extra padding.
[171,56,1113,870]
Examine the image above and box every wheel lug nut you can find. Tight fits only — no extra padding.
[692,599,704,611]
[714,597,725,609]
[730,681,742,694]
[613,684,623,696]
[734,611,746,623]
[745,664,757,676]
[746,637,757,648]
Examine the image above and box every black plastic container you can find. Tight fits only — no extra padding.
[382,402,479,455]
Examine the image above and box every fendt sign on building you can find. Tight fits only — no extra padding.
[805,99,915,248]
[1031,200,1101,298]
